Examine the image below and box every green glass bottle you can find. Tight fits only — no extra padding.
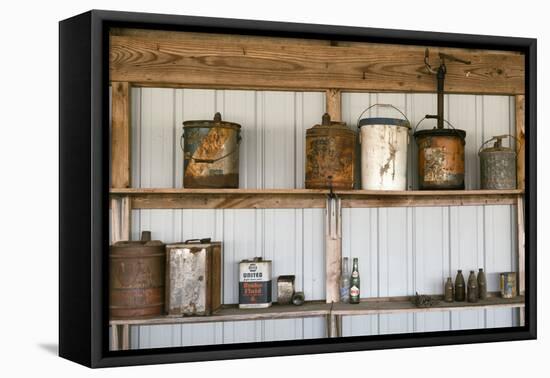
[350,258,360,304]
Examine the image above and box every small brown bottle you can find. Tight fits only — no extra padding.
[477,268,487,300]
[444,277,454,302]
[455,270,465,302]
[467,270,478,303]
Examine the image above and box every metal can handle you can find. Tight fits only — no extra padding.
[413,116,465,143]
[478,134,522,154]
[180,132,242,163]
[356,103,410,129]
[184,238,212,244]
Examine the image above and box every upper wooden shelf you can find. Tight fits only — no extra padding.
[109,28,524,95]
[109,188,523,209]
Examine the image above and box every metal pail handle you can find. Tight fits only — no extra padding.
[180,132,242,164]
[356,103,411,129]
[413,116,465,144]
[478,134,522,154]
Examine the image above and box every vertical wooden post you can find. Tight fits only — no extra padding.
[326,89,342,121]
[516,95,525,190]
[110,199,120,245]
[110,325,120,351]
[111,82,132,189]
[517,196,526,326]
[121,196,132,241]
[121,324,131,350]
[325,197,342,304]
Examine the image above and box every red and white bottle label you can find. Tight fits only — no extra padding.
[350,286,359,297]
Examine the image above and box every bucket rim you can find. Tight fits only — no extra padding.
[358,117,411,129]
[183,120,241,129]
[413,128,466,139]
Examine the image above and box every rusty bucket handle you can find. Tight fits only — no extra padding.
[478,134,522,154]
[180,132,242,164]
[356,103,410,129]
[413,116,465,144]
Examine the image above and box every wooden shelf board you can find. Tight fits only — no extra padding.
[110,301,331,326]
[109,188,523,209]
[332,295,525,316]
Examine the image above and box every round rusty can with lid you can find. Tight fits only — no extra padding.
[479,135,517,190]
[182,112,241,188]
[110,231,165,318]
[305,113,355,189]
[414,118,466,190]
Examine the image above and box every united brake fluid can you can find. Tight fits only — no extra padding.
[239,258,272,308]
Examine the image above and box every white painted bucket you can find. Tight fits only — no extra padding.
[358,104,410,190]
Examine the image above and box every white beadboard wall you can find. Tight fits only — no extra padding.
[114,88,518,349]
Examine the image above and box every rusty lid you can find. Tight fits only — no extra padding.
[307,113,354,135]
[110,231,165,255]
[414,127,466,140]
[479,135,516,155]
[183,112,241,130]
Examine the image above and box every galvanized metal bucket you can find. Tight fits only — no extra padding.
[357,104,410,190]
[479,134,518,190]
[181,112,241,188]
[414,117,466,190]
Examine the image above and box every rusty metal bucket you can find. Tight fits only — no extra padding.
[414,117,466,190]
[110,231,165,319]
[305,113,355,189]
[182,112,241,188]
[479,134,518,190]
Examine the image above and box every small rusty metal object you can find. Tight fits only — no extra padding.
[165,239,222,316]
[110,231,165,319]
[277,275,295,305]
[357,104,411,190]
[292,291,305,306]
[479,135,518,190]
[414,118,466,190]
[239,258,272,309]
[411,292,439,308]
[500,272,517,299]
[305,113,355,189]
[467,270,478,303]
[444,277,454,302]
[477,268,487,300]
[182,112,241,188]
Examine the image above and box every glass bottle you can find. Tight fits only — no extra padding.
[444,277,454,302]
[340,257,350,303]
[454,270,465,302]
[467,270,478,303]
[477,268,487,300]
[349,258,360,304]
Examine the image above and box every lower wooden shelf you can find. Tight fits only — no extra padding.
[109,295,524,327]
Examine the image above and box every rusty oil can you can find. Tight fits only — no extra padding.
[165,239,222,316]
[239,258,272,309]
[110,231,165,318]
[479,135,518,190]
[182,112,241,188]
[414,117,466,190]
[305,113,355,189]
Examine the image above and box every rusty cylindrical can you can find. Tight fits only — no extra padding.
[479,135,518,190]
[358,104,411,190]
[182,112,241,188]
[110,231,165,318]
[500,272,517,299]
[414,118,466,190]
[305,113,355,189]
[239,258,272,309]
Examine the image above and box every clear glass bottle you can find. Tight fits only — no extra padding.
[350,258,360,304]
[444,277,454,302]
[340,257,350,303]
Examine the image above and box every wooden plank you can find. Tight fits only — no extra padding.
[121,324,130,350]
[326,89,342,121]
[516,95,525,190]
[109,188,523,209]
[332,295,525,316]
[110,198,120,244]
[110,325,120,351]
[111,82,131,188]
[120,196,131,241]
[110,30,524,95]
[325,198,342,303]
[517,196,526,326]
[110,301,332,326]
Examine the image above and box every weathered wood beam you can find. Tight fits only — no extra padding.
[111,82,131,188]
[326,89,342,121]
[516,95,525,190]
[110,30,524,95]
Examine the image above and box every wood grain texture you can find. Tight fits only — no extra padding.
[111,82,131,188]
[325,198,342,304]
[516,95,525,190]
[110,30,524,94]
[326,89,342,121]
[110,198,120,244]
[517,196,526,326]
[110,188,523,209]
[120,196,131,241]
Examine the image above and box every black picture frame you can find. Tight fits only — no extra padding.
[59,9,537,368]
